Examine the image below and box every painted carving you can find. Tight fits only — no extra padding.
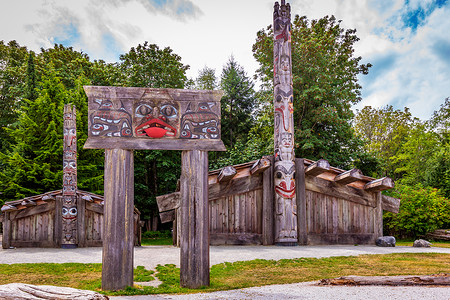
[273,0,298,244]
[90,99,132,137]
[62,104,78,246]
[180,102,220,139]
[134,100,179,138]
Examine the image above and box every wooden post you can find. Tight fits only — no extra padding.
[262,156,274,245]
[296,158,308,245]
[102,149,135,291]
[374,191,383,240]
[77,194,86,247]
[180,150,209,288]
[2,212,11,249]
[54,196,63,248]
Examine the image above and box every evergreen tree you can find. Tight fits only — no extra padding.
[0,69,66,201]
[219,56,255,149]
[195,66,217,90]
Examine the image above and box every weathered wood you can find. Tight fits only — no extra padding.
[2,212,11,249]
[84,137,226,151]
[86,202,104,215]
[305,175,376,207]
[1,205,17,213]
[307,233,375,245]
[381,195,401,213]
[9,201,55,220]
[427,229,450,241]
[250,157,271,176]
[262,156,274,245]
[159,210,175,223]
[180,150,209,288]
[77,194,86,248]
[156,192,181,212]
[364,177,394,192]
[305,159,330,176]
[0,283,109,299]
[296,158,307,245]
[209,174,263,201]
[102,149,134,291]
[217,166,237,182]
[210,233,262,245]
[334,169,363,185]
[320,274,450,286]
[54,196,62,248]
[374,192,383,240]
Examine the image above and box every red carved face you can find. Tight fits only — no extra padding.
[134,101,179,138]
[274,163,296,199]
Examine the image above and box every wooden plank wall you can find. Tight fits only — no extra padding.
[85,202,103,247]
[209,189,263,245]
[305,190,377,244]
[9,202,56,248]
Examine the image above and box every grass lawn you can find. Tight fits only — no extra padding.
[396,239,450,248]
[141,237,173,246]
[1,253,449,296]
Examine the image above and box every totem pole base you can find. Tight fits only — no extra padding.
[275,242,298,246]
[61,244,77,249]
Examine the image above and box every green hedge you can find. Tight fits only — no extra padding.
[384,183,450,238]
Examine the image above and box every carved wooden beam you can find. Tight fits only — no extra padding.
[334,168,363,185]
[21,200,37,207]
[160,209,176,223]
[42,195,55,201]
[81,195,94,202]
[156,191,181,212]
[381,195,400,213]
[1,205,17,212]
[217,166,237,182]
[250,157,271,175]
[364,177,394,192]
[305,159,330,176]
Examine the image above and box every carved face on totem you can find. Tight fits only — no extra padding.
[134,100,179,138]
[90,99,132,137]
[274,88,293,132]
[180,102,219,139]
[62,205,78,220]
[274,162,296,199]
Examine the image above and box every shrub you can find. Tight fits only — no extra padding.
[383,183,450,238]
[142,230,172,239]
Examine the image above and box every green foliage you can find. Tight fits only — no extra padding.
[219,56,256,150]
[195,66,217,90]
[252,15,370,168]
[142,230,172,239]
[134,266,155,282]
[425,144,450,199]
[383,184,450,238]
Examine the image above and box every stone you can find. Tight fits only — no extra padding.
[375,236,396,247]
[0,283,108,300]
[413,239,432,247]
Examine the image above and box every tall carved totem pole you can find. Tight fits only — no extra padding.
[62,104,78,248]
[273,0,298,245]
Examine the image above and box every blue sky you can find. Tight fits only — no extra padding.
[1,0,449,120]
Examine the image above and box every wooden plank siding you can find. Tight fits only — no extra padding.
[209,189,263,245]
[305,189,377,245]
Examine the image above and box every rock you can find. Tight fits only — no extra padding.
[375,236,396,247]
[413,239,432,247]
[0,283,108,300]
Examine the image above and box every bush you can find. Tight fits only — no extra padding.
[383,183,450,238]
[142,230,172,239]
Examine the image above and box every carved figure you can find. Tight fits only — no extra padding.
[273,0,298,244]
[134,100,179,138]
[180,102,220,139]
[62,104,78,246]
[90,99,132,137]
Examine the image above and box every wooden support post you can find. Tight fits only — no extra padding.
[77,194,86,247]
[180,150,209,288]
[262,155,274,245]
[296,158,307,245]
[54,196,62,248]
[334,168,363,185]
[2,212,11,249]
[102,149,134,291]
[374,192,383,241]
[381,195,401,213]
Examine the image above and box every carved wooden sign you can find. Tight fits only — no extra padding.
[83,86,225,151]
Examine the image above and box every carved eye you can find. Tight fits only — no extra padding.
[62,208,68,215]
[70,129,76,135]
[136,104,152,117]
[276,95,282,102]
[69,208,78,216]
[293,171,296,179]
[276,171,282,179]
[199,104,209,111]
[160,105,177,118]
[289,95,293,103]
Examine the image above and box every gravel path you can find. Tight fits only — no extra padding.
[2,244,450,299]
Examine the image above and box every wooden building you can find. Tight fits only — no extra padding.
[157,156,400,246]
[1,190,141,249]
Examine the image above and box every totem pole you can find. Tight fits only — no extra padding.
[62,104,78,248]
[273,0,298,245]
